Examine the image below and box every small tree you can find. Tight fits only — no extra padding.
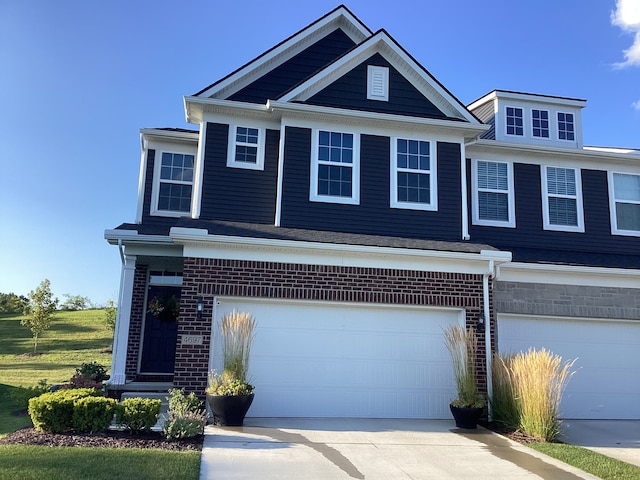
[104,299,117,333]
[21,279,58,353]
[0,292,29,314]
[60,294,90,311]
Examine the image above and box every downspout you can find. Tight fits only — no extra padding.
[274,122,286,226]
[484,259,494,418]
[460,143,470,240]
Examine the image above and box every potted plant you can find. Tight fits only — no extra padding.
[206,310,256,426]
[147,294,180,322]
[443,324,486,429]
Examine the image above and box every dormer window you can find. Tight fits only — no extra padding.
[367,65,389,102]
[532,109,549,138]
[506,107,524,136]
[227,125,265,170]
[557,113,575,141]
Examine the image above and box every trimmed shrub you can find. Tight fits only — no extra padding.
[166,388,202,416]
[116,398,161,434]
[28,388,101,433]
[72,396,118,433]
[76,361,110,383]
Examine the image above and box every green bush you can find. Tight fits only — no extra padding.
[9,379,51,411]
[72,396,117,433]
[162,388,207,440]
[28,388,101,433]
[116,398,161,434]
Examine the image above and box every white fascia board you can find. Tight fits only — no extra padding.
[466,139,640,168]
[468,90,587,111]
[104,229,173,246]
[269,101,487,141]
[184,97,274,125]
[195,7,371,100]
[278,31,479,125]
[497,262,640,289]
[139,128,199,144]
[169,227,510,274]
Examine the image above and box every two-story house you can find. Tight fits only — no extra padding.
[105,5,640,420]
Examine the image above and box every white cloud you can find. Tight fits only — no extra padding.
[611,0,640,68]
[633,100,640,110]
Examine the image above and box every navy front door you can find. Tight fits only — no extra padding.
[140,285,180,374]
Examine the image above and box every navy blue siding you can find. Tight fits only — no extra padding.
[199,123,278,223]
[467,162,640,268]
[228,29,356,103]
[279,126,462,241]
[306,53,450,119]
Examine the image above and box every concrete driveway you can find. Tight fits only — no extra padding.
[561,420,640,468]
[200,418,598,479]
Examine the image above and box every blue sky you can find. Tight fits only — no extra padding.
[1,0,638,306]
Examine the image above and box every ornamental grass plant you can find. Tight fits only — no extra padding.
[443,325,485,408]
[491,348,576,442]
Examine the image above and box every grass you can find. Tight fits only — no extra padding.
[0,445,201,480]
[530,442,640,480]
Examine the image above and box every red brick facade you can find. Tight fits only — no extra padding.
[165,257,494,397]
[125,264,148,379]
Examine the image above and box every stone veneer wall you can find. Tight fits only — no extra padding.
[494,281,640,320]
[169,257,493,398]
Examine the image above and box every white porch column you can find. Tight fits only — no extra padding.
[109,254,137,386]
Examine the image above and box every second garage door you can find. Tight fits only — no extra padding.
[211,298,463,419]
[499,315,640,419]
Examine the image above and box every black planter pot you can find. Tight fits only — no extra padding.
[207,393,255,426]
[449,404,484,429]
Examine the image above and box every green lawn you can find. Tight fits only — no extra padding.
[530,442,640,480]
[0,445,201,480]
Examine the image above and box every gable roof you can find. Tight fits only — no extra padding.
[194,5,371,100]
[278,28,478,123]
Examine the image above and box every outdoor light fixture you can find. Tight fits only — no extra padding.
[196,297,204,319]
[476,313,485,331]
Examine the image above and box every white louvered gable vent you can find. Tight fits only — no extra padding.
[367,65,389,101]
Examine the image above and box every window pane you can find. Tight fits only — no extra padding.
[478,191,508,221]
[547,167,576,196]
[549,197,577,226]
[158,183,191,212]
[235,145,258,164]
[616,203,640,231]
[397,172,430,204]
[318,165,351,197]
[478,161,508,191]
[614,173,640,201]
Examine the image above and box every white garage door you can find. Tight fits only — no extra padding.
[211,298,462,419]
[499,315,640,419]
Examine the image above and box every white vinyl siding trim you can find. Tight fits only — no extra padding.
[541,166,584,232]
[472,159,515,228]
[390,137,437,211]
[226,125,265,170]
[609,172,640,237]
[367,65,389,101]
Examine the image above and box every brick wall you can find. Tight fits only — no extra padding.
[172,257,493,397]
[125,264,148,379]
[494,281,640,320]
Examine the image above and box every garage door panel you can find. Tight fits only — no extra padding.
[499,316,640,419]
[212,299,460,418]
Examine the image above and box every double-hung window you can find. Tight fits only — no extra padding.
[472,160,515,227]
[610,172,640,235]
[557,112,575,141]
[227,125,265,170]
[310,130,359,204]
[155,152,194,214]
[390,138,437,210]
[506,107,524,136]
[542,166,583,232]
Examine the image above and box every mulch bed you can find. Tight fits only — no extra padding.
[480,421,543,444]
[0,426,203,451]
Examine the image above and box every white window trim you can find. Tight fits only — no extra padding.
[471,159,516,228]
[226,125,265,170]
[367,65,389,102]
[541,166,584,233]
[608,171,640,237]
[531,108,550,139]
[310,128,360,205]
[150,145,197,217]
[390,136,437,211]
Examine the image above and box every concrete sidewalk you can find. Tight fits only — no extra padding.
[200,418,598,479]
[561,420,640,468]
